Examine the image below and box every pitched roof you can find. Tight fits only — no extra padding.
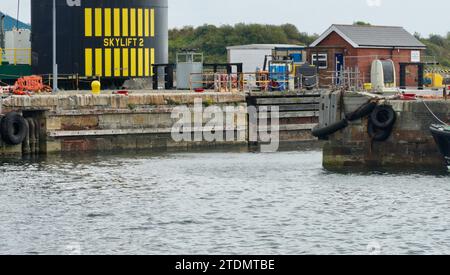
[226,44,305,50]
[0,12,31,31]
[310,24,426,49]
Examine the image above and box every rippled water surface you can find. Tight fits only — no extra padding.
[1,148,449,255]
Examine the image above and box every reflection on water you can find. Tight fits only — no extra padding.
[0,146,449,255]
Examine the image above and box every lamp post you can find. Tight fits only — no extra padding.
[52,0,58,92]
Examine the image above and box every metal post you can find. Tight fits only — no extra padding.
[0,14,5,50]
[52,0,58,92]
[16,0,20,29]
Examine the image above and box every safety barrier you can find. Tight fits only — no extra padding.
[0,48,32,65]
[189,72,318,92]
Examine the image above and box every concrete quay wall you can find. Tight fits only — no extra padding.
[0,92,248,155]
[321,92,450,170]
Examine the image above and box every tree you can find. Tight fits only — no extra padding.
[353,21,371,26]
[168,23,313,63]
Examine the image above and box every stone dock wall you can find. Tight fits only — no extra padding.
[321,92,450,170]
[0,92,247,155]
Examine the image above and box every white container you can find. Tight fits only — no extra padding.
[371,59,396,92]
[4,28,31,65]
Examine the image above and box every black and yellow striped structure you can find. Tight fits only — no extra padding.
[31,0,168,78]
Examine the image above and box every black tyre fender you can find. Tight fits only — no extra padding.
[370,105,397,129]
[346,101,377,121]
[367,120,393,142]
[0,112,29,145]
[312,119,349,138]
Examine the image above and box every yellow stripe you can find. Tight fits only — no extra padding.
[145,48,150,76]
[138,48,144,77]
[114,48,121,77]
[104,8,111,37]
[151,48,155,75]
[114,8,120,37]
[122,48,129,77]
[130,48,137,77]
[85,8,92,37]
[144,9,150,37]
[85,48,93,76]
[151,9,155,37]
[95,48,103,76]
[137,9,143,37]
[122,8,129,37]
[95,8,102,37]
[130,9,136,37]
[105,49,112,77]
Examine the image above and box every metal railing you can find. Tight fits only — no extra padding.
[189,72,320,92]
[0,48,32,65]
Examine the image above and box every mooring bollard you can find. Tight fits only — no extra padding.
[91,80,101,95]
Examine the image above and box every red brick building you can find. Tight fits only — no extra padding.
[308,25,427,87]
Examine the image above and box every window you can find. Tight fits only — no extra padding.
[311,53,328,69]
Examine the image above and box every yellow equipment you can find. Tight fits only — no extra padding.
[425,73,444,88]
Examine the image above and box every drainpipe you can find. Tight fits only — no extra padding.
[52,0,58,92]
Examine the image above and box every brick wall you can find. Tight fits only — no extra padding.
[308,31,424,88]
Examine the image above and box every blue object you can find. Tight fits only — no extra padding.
[0,12,31,31]
[335,53,344,85]
[290,53,303,63]
[269,64,288,91]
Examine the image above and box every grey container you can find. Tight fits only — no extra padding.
[176,52,203,89]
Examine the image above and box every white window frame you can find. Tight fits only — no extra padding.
[311,53,328,69]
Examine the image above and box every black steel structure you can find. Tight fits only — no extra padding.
[204,63,243,75]
[31,0,168,78]
[399,62,425,90]
[151,63,174,90]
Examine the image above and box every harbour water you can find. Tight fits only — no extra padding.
[0,147,449,255]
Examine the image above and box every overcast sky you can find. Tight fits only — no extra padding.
[1,0,448,36]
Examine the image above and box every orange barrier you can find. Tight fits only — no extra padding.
[14,75,52,95]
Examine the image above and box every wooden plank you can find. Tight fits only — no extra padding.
[48,126,247,137]
[256,97,320,105]
[249,91,321,97]
[258,123,317,132]
[259,111,319,119]
[318,93,326,128]
[258,104,319,112]
[330,92,338,125]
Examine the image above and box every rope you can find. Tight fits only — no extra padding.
[421,100,448,126]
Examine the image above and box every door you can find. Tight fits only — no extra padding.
[335,53,344,84]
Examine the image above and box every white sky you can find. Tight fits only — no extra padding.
[1,0,448,36]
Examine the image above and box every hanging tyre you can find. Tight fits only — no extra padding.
[367,120,393,142]
[346,101,378,122]
[312,119,349,138]
[370,105,397,129]
[0,112,29,145]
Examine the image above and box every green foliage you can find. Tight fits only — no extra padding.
[169,23,450,69]
[420,34,450,68]
[169,23,318,63]
[353,21,371,26]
